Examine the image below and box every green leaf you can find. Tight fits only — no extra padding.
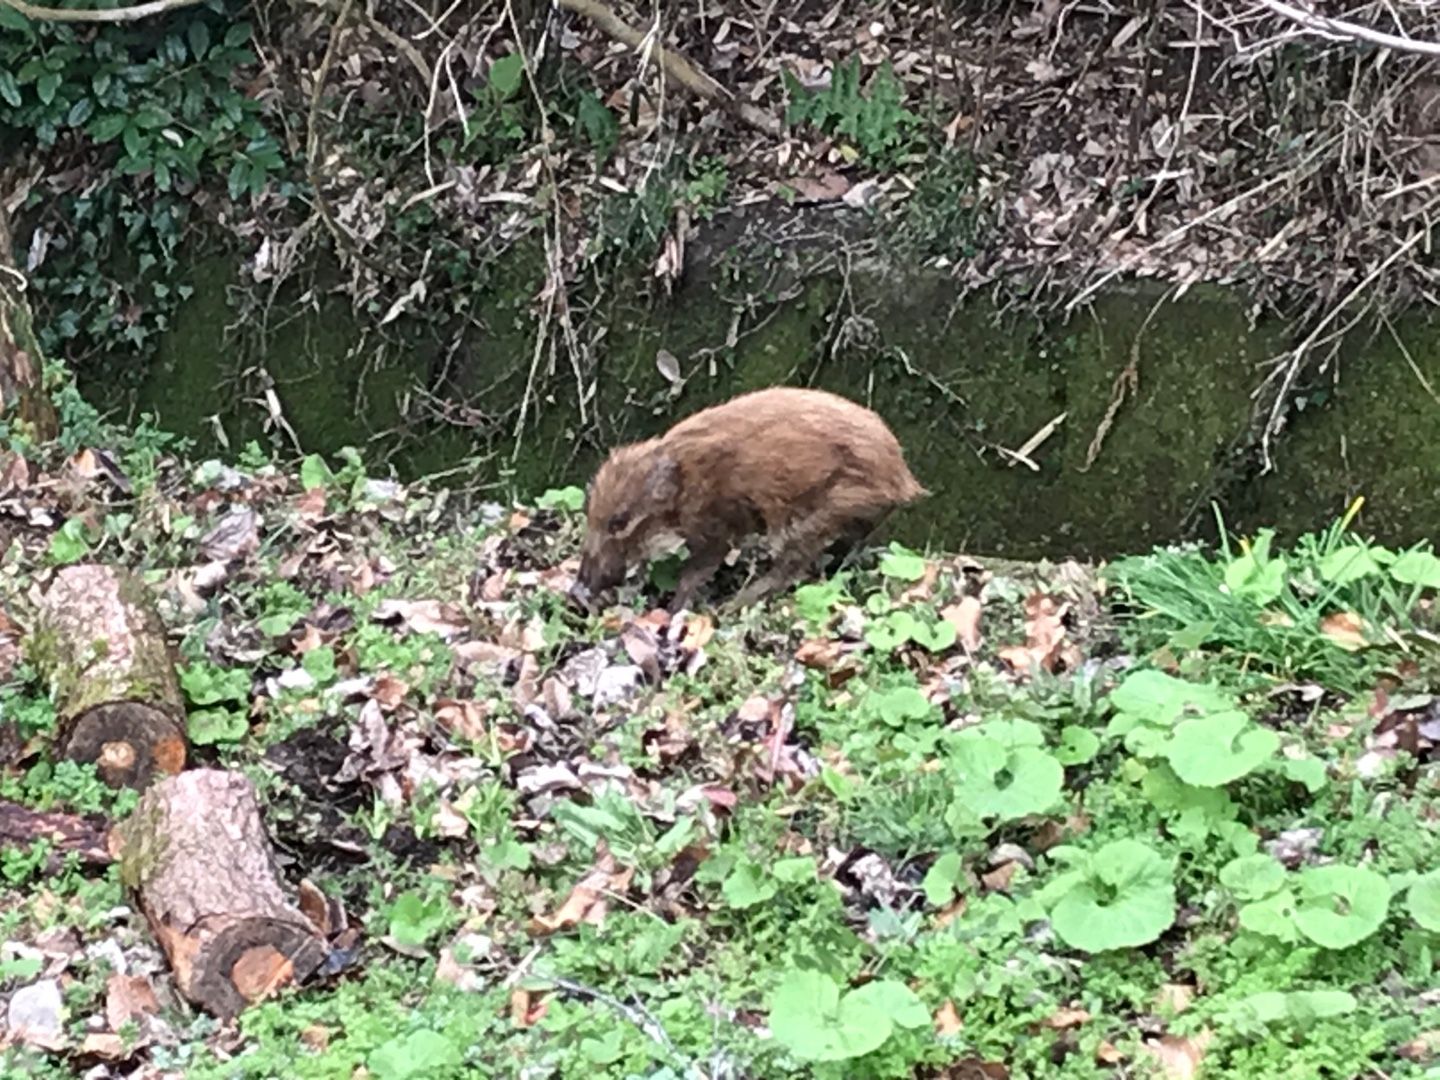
[488,53,525,99]
[1162,710,1278,787]
[865,684,933,727]
[1223,989,1356,1027]
[89,113,128,141]
[187,708,247,746]
[1108,669,1233,725]
[0,71,20,108]
[1046,839,1176,952]
[1407,869,1440,931]
[923,852,964,907]
[1388,547,1440,588]
[846,979,929,1030]
[300,453,335,491]
[1224,530,1287,604]
[949,737,1063,822]
[1219,854,1287,901]
[301,646,336,683]
[387,892,447,947]
[1238,890,1301,942]
[773,856,817,885]
[1055,726,1100,765]
[368,1030,461,1080]
[179,663,250,706]
[35,72,60,105]
[1318,544,1383,585]
[767,970,895,1062]
[536,485,584,512]
[1293,865,1390,949]
[1278,755,1327,793]
[66,96,93,127]
[187,20,211,60]
[722,861,777,909]
[878,542,926,581]
[46,518,91,565]
[223,22,253,48]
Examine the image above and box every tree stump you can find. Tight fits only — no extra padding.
[116,769,328,1019]
[0,198,58,443]
[29,563,188,789]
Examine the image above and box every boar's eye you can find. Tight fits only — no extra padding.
[606,512,630,535]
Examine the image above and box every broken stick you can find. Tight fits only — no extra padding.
[28,563,188,789]
[116,769,328,1019]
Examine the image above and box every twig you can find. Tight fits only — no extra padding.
[1128,0,1206,234]
[1256,228,1426,471]
[0,0,203,22]
[555,0,780,134]
[1080,286,1175,471]
[1255,0,1440,57]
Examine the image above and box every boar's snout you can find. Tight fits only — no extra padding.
[572,536,626,608]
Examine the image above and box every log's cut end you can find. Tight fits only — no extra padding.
[30,563,190,790]
[154,915,328,1020]
[61,701,188,789]
[119,769,329,1019]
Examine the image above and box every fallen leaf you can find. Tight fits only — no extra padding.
[1155,982,1196,1015]
[942,596,984,652]
[1320,611,1368,651]
[530,850,635,934]
[981,861,1019,893]
[293,486,328,521]
[509,987,547,1027]
[371,675,409,709]
[372,598,469,639]
[435,698,490,743]
[1040,1006,1091,1029]
[105,973,160,1031]
[1142,1031,1212,1079]
[1095,1040,1125,1065]
[934,999,964,1036]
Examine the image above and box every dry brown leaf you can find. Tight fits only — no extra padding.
[1320,611,1368,651]
[509,987,547,1027]
[1155,982,1196,1015]
[530,851,635,934]
[79,1033,127,1060]
[1095,1040,1126,1064]
[934,999,964,1036]
[434,698,490,742]
[1397,1029,1440,1061]
[292,623,325,655]
[788,171,851,202]
[1142,1031,1212,1079]
[1040,1006,1091,1029]
[371,674,410,709]
[942,596,984,652]
[300,1024,332,1052]
[294,486,328,522]
[373,598,469,639]
[981,861,1019,893]
[683,613,715,649]
[104,973,160,1031]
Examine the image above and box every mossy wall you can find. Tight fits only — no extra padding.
[81,232,1440,560]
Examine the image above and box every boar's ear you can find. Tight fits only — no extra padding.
[643,454,680,504]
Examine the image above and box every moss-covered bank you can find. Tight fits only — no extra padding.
[80,230,1440,560]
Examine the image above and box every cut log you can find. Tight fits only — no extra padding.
[28,563,188,789]
[0,798,114,870]
[116,769,328,1019]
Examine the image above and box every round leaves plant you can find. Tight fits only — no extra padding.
[767,970,929,1063]
[1038,839,1177,952]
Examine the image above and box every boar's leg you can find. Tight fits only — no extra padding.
[727,526,833,611]
[669,539,729,613]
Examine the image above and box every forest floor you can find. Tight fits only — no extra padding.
[1,437,1439,1079]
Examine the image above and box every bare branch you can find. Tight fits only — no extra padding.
[0,0,205,23]
[1255,0,1440,57]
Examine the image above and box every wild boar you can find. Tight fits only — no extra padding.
[572,386,926,612]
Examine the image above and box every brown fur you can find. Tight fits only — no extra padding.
[573,386,927,611]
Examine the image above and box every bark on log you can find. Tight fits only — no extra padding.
[0,199,58,443]
[116,769,328,1019]
[29,563,188,789]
